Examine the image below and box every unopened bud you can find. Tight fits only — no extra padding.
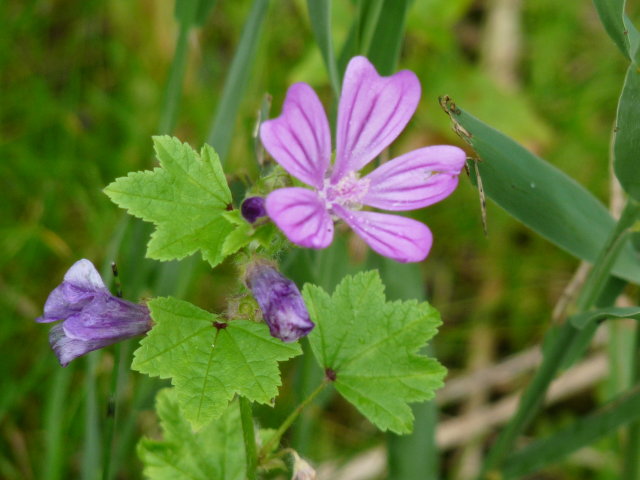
[291,451,317,480]
[241,196,267,223]
[245,261,314,342]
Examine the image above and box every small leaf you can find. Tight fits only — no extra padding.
[614,65,640,201]
[501,385,640,478]
[104,136,234,268]
[442,102,640,285]
[220,210,278,257]
[132,297,302,428]
[138,388,246,480]
[222,222,254,257]
[303,271,445,434]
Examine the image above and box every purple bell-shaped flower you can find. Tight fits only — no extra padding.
[37,259,151,366]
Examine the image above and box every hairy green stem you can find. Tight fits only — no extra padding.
[239,396,257,480]
[480,199,640,477]
[260,380,328,458]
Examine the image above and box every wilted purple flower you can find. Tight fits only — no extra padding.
[245,261,314,342]
[260,56,466,263]
[241,196,267,223]
[37,259,151,366]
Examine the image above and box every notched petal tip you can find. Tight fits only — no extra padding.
[334,56,422,180]
[260,82,331,189]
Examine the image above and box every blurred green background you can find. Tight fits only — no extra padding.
[0,0,633,478]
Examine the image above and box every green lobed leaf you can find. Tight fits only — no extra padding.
[441,101,640,285]
[371,258,440,478]
[104,136,234,268]
[501,385,640,479]
[138,388,246,480]
[614,66,640,201]
[132,297,302,428]
[303,271,446,434]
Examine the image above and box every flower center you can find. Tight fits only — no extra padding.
[320,171,370,211]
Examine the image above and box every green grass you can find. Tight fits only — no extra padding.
[0,0,634,478]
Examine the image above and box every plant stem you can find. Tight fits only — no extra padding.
[101,343,122,480]
[623,316,640,478]
[239,396,257,480]
[260,380,329,458]
[574,201,640,311]
[82,353,101,480]
[42,366,73,480]
[479,199,640,478]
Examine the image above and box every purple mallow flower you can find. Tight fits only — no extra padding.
[260,56,466,263]
[241,196,268,223]
[245,261,314,342]
[37,259,151,366]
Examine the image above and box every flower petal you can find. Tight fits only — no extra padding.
[260,83,331,188]
[266,187,334,249]
[37,259,108,323]
[333,56,421,181]
[62,296,151,341]
[333,206,432,263]
[64,259,107,292]
[49,323,114,367]
[362,145,467,211]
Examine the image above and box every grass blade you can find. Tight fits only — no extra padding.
[206,0,270,164]
[614,65,640,201]
[306,0,340,97]
[502,385,640,478]
[592,0,629,58]
[42,366,73,480]
[366,0,410,75]
[441,100,640,284]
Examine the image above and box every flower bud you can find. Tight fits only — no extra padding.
[245,261,314,342]
[37,259,152,366]
[291,451,317,480]
[241,196,267,223]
